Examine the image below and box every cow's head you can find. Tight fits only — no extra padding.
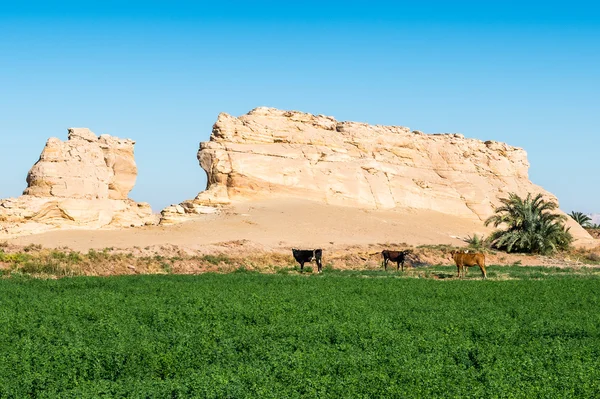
[449,249,470,259]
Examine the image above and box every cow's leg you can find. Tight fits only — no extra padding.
[383,259,388,271]
[300,262,304,272]
[480,263,487,279]
[456,264,461,278]
[317,258,322,273]
[397,260,404,272]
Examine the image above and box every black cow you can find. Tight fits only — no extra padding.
[292,248,323,273]
[381,249,412,271]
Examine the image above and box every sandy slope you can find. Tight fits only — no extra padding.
[7,199,496,252]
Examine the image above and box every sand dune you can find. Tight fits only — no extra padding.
[7,199,496,252]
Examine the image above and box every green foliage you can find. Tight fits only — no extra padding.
[465,233,489,251]
[569,211,592,227]
[323,263,335,272]
[18,259,79,276]
[485,193,573,255]
[160,262,172,274]
[0,272,599,397]
[200,254,233,265]
[0,249,84,277]
[292,264,314,273]
[0,250,32,264]
[233,266,259,274]
[86,249,107,262]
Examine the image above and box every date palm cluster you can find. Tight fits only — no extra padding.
[485,193,573,255]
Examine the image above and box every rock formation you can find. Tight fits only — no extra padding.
[160,107,590,240]
[0,128,156,237]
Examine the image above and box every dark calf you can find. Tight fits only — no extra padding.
[292,248,323,273]
[382,249,412,271]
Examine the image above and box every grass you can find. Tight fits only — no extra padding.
[0,248,313,277]
[199,253,234,265]
[0,271,599,397]
[2,244,600,279]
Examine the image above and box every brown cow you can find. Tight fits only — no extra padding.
[382,250,412,271]
[450,250,487,279]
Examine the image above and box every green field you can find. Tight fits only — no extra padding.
[1,267,599,398]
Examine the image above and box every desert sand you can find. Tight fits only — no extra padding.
[4,199,598,273]
[7,199,494,253]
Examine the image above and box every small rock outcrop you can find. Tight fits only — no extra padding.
[0,128,156,237]
[160,107,590,240]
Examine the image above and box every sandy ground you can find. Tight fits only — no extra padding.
[2,199,599,273]
[6,199,495,253]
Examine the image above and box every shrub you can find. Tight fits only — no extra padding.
[160,262,172,274]
[585,252,600,263]
[485,193,573,255]
[201,254,232,265]
[465,234,489,251]
[23,244,42,253]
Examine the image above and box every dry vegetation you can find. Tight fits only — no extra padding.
[2,239,600,279]
[585,228,600,239]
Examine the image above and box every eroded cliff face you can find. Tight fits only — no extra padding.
[160,107,589,240]
[0,128,156,237]
[197,108,534,218]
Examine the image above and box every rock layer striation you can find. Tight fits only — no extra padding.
[1,128,156,237]
[161,107,590,240]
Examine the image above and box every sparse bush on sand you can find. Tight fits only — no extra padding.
[464,233,491,252]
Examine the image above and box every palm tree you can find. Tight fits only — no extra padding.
[484,193,573,255]
[569,211,592,228]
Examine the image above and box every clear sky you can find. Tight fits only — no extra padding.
[1,1,598,214]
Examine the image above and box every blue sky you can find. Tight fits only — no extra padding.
[1,1,598,213]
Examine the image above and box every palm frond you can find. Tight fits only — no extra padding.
[569,211,592,228]
[486,193,573,254]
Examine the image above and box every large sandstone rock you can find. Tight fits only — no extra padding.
[0,128,157,237]
[160,107,590,241]
[24,128,137,200]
